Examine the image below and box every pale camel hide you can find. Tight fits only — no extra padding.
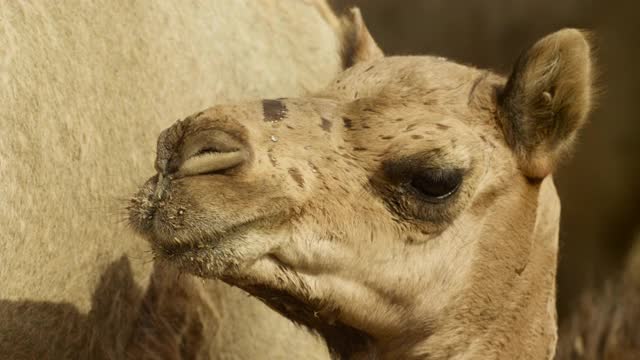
[0,1,340,359]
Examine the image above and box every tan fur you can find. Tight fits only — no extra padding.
[130,11,594,360]
[0,1,344,358]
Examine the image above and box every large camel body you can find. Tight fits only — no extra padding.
[0,2,339,358]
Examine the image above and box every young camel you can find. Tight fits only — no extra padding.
[130,9,593,359]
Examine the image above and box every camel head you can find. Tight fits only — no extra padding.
[129,9,593,359]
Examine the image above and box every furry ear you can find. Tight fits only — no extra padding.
[498,29,593,179]
[339,7,383,69]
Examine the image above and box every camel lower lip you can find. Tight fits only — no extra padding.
[149,218,262,259]
[150,229,252,279]
[153,238,212,258]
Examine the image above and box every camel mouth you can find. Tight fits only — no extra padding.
[145,215,281,278]
[150,234,214,259]
[149,221,249,259]
[145,228,244,277]
[127,172,296,277]
[147,216,230,250]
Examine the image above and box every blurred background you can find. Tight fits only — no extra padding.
[332,0,640,320]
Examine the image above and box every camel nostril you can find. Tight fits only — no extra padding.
[179,149,245,176]
[177,129,248,177]
[193,147,227,157]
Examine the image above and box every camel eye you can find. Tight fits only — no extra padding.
[377,158,466,222]
[408,168,462,203]
[381,156,465,214]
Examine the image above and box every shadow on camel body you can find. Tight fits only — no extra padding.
[0,1,342,358]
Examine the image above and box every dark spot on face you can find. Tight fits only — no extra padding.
[478,134,497,149]
[343,117,353,129]
[404,124,417,132]
[395,118,404,122]
[263,99,288,122]
[411,135,424,140]
[405,235,418,243]
[380,135,394,140]
[286,125,295,130]
[364,65,375,72]
[436,123,450,130]
[353,147,367,152]
[321,117,332,132]
[288,168,305,188]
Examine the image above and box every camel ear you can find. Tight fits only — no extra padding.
[498,29,594,179]
[339,7,383,69]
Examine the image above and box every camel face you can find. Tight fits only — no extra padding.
[130,56,508,290]
[130,13,593,358]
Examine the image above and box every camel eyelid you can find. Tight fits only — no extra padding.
[406,168,464,203]
[382,153,466,183]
